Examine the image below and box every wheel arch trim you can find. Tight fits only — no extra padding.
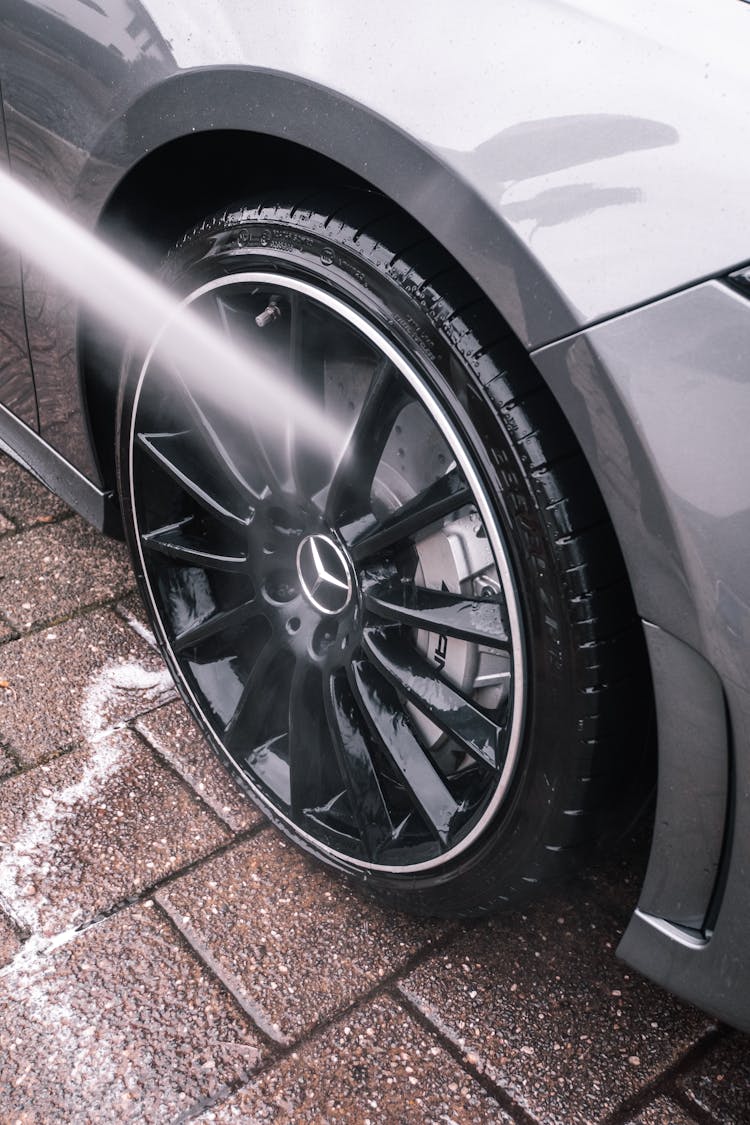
[84,66,577,351]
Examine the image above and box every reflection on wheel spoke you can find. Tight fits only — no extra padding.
[288,664,327,818]
[322,356,407,523]
[173,596,258,652]
[142,519,249,571]
[325,671,395,860]
[136,430,251,528]
[348,657,460,847]
[288,294,334,501]
[362,625,502,771]
[363,578,509,648]
[344,467,472,562]
[164,361,265,502]
[224,633,285,749]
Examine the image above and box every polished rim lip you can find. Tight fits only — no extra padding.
[296,533,354,616]
[129,269,527,874]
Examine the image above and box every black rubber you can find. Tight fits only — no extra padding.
[117,188,651,916]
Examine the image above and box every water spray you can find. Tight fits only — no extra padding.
[0,167,343,455]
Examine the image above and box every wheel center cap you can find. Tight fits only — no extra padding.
[296,534,354,616]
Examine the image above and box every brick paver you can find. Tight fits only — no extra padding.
[0,911,21,967]
[0,729,231,934]
[0,515,133,630]
[137,700,263,833]
[0,903,266,1121]
[0,609,173,765]
[0,743,17,778]
[0,618,17,644]
[157,832,448,1044]
[0,455,69,528]
[678,1033,750,1123]
[196,994,513,1124]
[625,1096,700,1123]
[399,897,714,1124]
[0,451,747,1123]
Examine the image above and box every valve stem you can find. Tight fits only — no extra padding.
[255,295,283,328]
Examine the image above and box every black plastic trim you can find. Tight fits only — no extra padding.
[726,265,750,299]
[638,622,729,929]
[0,401,122,536]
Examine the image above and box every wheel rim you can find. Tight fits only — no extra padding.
[129,271,526,872]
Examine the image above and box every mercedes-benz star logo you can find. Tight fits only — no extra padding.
[296,534,354,616]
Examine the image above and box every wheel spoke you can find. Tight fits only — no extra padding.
[288,664,327,818]
[210,293,293,495]
[320,357,408,522]
[173,596,258,653]
[165,362,265,501]
[324,671,395,859]
[362,626,503,771]
[349,657,461,846]
[142,519,249,571]
[343,467,472,562]
[214,294,235,337]
[287,292,331,498]
[223,631,284,750]
[363,579,509,648]
[136,431,251,528]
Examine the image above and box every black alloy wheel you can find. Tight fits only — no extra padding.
[117,190,648,915]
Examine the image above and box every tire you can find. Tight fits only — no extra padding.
[116,188,649,916]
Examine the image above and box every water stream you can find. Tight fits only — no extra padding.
[0,166,343,456]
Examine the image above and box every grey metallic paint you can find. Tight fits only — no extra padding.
[2,1,750,474]
[534,282,750,1025]
[533,282,750,700]
[0,0,749,1026]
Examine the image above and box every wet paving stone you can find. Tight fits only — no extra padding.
[157,832,448,1045]
[116,590,158,648]
[0,730,230,935]
[136,700,264,833]
[0,744,17,779]
[0,618,18,644]
[678,1032,750,1123]
[0,910,21,967]
[0,449,743,1120]
[0,515,133,630]
[625,1094,700,1123]
[198,994,511,1124]
[399,896,714,1125]
[0,903,265,1122]
[0,454,70,529]
[0,609,174,765]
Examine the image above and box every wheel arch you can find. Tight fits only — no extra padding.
[81,127,372,494]
[78,66,577,495]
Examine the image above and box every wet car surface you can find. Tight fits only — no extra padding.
[0,454,747,1123]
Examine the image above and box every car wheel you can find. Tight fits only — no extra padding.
[116,189,648,916]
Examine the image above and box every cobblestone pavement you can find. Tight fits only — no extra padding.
[0,452,747,1124]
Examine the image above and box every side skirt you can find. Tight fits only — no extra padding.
[0,401,122,536]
